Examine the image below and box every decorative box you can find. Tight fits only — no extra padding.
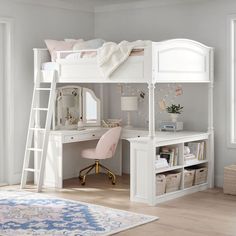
[184,169,195,188]
[224,165,236,195]
[165,172,182,193]
[194,167,208,185]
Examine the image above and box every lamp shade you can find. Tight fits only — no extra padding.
[121,96,138,111]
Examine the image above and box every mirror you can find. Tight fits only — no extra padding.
[83,88,100,124]
[54,86,100,129]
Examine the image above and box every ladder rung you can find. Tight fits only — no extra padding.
[30,128,46,131]
[33,108,48,111]
[35,88,51,91]
[27,148,43,152]
[24,168,39,173]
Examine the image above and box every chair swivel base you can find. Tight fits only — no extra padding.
[79,160,116,185]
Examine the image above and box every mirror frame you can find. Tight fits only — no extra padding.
[53,85,101,130]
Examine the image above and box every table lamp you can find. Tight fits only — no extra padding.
[121,96,138,128]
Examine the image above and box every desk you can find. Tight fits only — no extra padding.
[36,127,148,188]
[35,129,211,206]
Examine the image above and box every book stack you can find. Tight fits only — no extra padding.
[184,141,205,165]
[159,146,179,167]
[155,158,169,170]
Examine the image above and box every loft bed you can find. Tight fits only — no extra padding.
[34,39,213,84]
[30,38,214,205]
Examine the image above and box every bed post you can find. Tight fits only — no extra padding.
[148,83,155,138]
[208,48,214,188]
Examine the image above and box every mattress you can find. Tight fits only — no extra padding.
[41,49,144,71]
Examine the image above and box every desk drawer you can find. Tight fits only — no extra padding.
[79,131,104,141]
[63,131,104,143]
[64,134,80,143]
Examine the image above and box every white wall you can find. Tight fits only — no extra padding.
[94,0,236,187]
[0,23,5,184]
[0,0,94,183]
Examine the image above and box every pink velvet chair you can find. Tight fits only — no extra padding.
[79,127,122,185]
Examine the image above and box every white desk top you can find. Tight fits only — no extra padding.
[128,131,209,146]
[49,127,209,144]
[49,127,149,140]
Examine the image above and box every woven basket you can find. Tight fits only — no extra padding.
[194,167,208,185]
[156,174,166,196]
[165,172,181,193]
[184,169,195,188]
[224,165,236,195]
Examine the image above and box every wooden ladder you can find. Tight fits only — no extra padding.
[20,75,56,192]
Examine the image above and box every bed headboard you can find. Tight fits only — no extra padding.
[33,48,50,80]
[152,39,213,83]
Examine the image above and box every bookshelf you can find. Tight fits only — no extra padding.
[129,131,212,205]
[154,133,209,204]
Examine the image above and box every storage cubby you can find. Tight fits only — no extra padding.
[154,136,210,203]
[184,140,207,167]
[155,143,183,174]
[184,163,208,189]
[156,169,183,197]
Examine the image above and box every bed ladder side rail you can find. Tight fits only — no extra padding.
[20,74,57,192]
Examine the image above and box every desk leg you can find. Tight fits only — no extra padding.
[43,135,63,189]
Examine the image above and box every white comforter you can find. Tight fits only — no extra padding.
[97,40,149,78]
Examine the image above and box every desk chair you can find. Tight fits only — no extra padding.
[79,127,122,185]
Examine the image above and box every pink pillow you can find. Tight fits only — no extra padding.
[45,39,83,61]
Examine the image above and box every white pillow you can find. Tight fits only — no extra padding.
[45,39,83,61]
[73,38,106,50]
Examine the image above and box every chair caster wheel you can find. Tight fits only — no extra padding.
[81,182,85,186]
[112,181,116,185]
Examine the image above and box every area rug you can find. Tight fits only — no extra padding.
[0,190,158,236]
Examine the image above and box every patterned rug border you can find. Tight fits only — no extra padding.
[0,190,159,236]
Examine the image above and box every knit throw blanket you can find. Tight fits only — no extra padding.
[97,40,149,78]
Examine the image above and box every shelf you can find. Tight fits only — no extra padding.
[184,160,208,167]
[155,183,208,204]
[156,188,183,199]
[183,182,208,191]
[155,165,183,174]
[155,160,208,174]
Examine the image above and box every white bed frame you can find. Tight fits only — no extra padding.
[34,39,211,84]
[33,39,214,205]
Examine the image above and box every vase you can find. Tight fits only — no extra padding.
[77,117,84,130]
[170,113,178,122]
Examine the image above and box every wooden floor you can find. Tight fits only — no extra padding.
[3,174,236,236]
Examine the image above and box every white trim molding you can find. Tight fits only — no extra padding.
[94,0,209,13]
[8,0,211,13]
[0,17,15,184]
[227,14,236,148]
[8,0,94,12]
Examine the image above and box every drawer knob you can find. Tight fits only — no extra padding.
[71,137,74,139]
[92,134,95,137]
